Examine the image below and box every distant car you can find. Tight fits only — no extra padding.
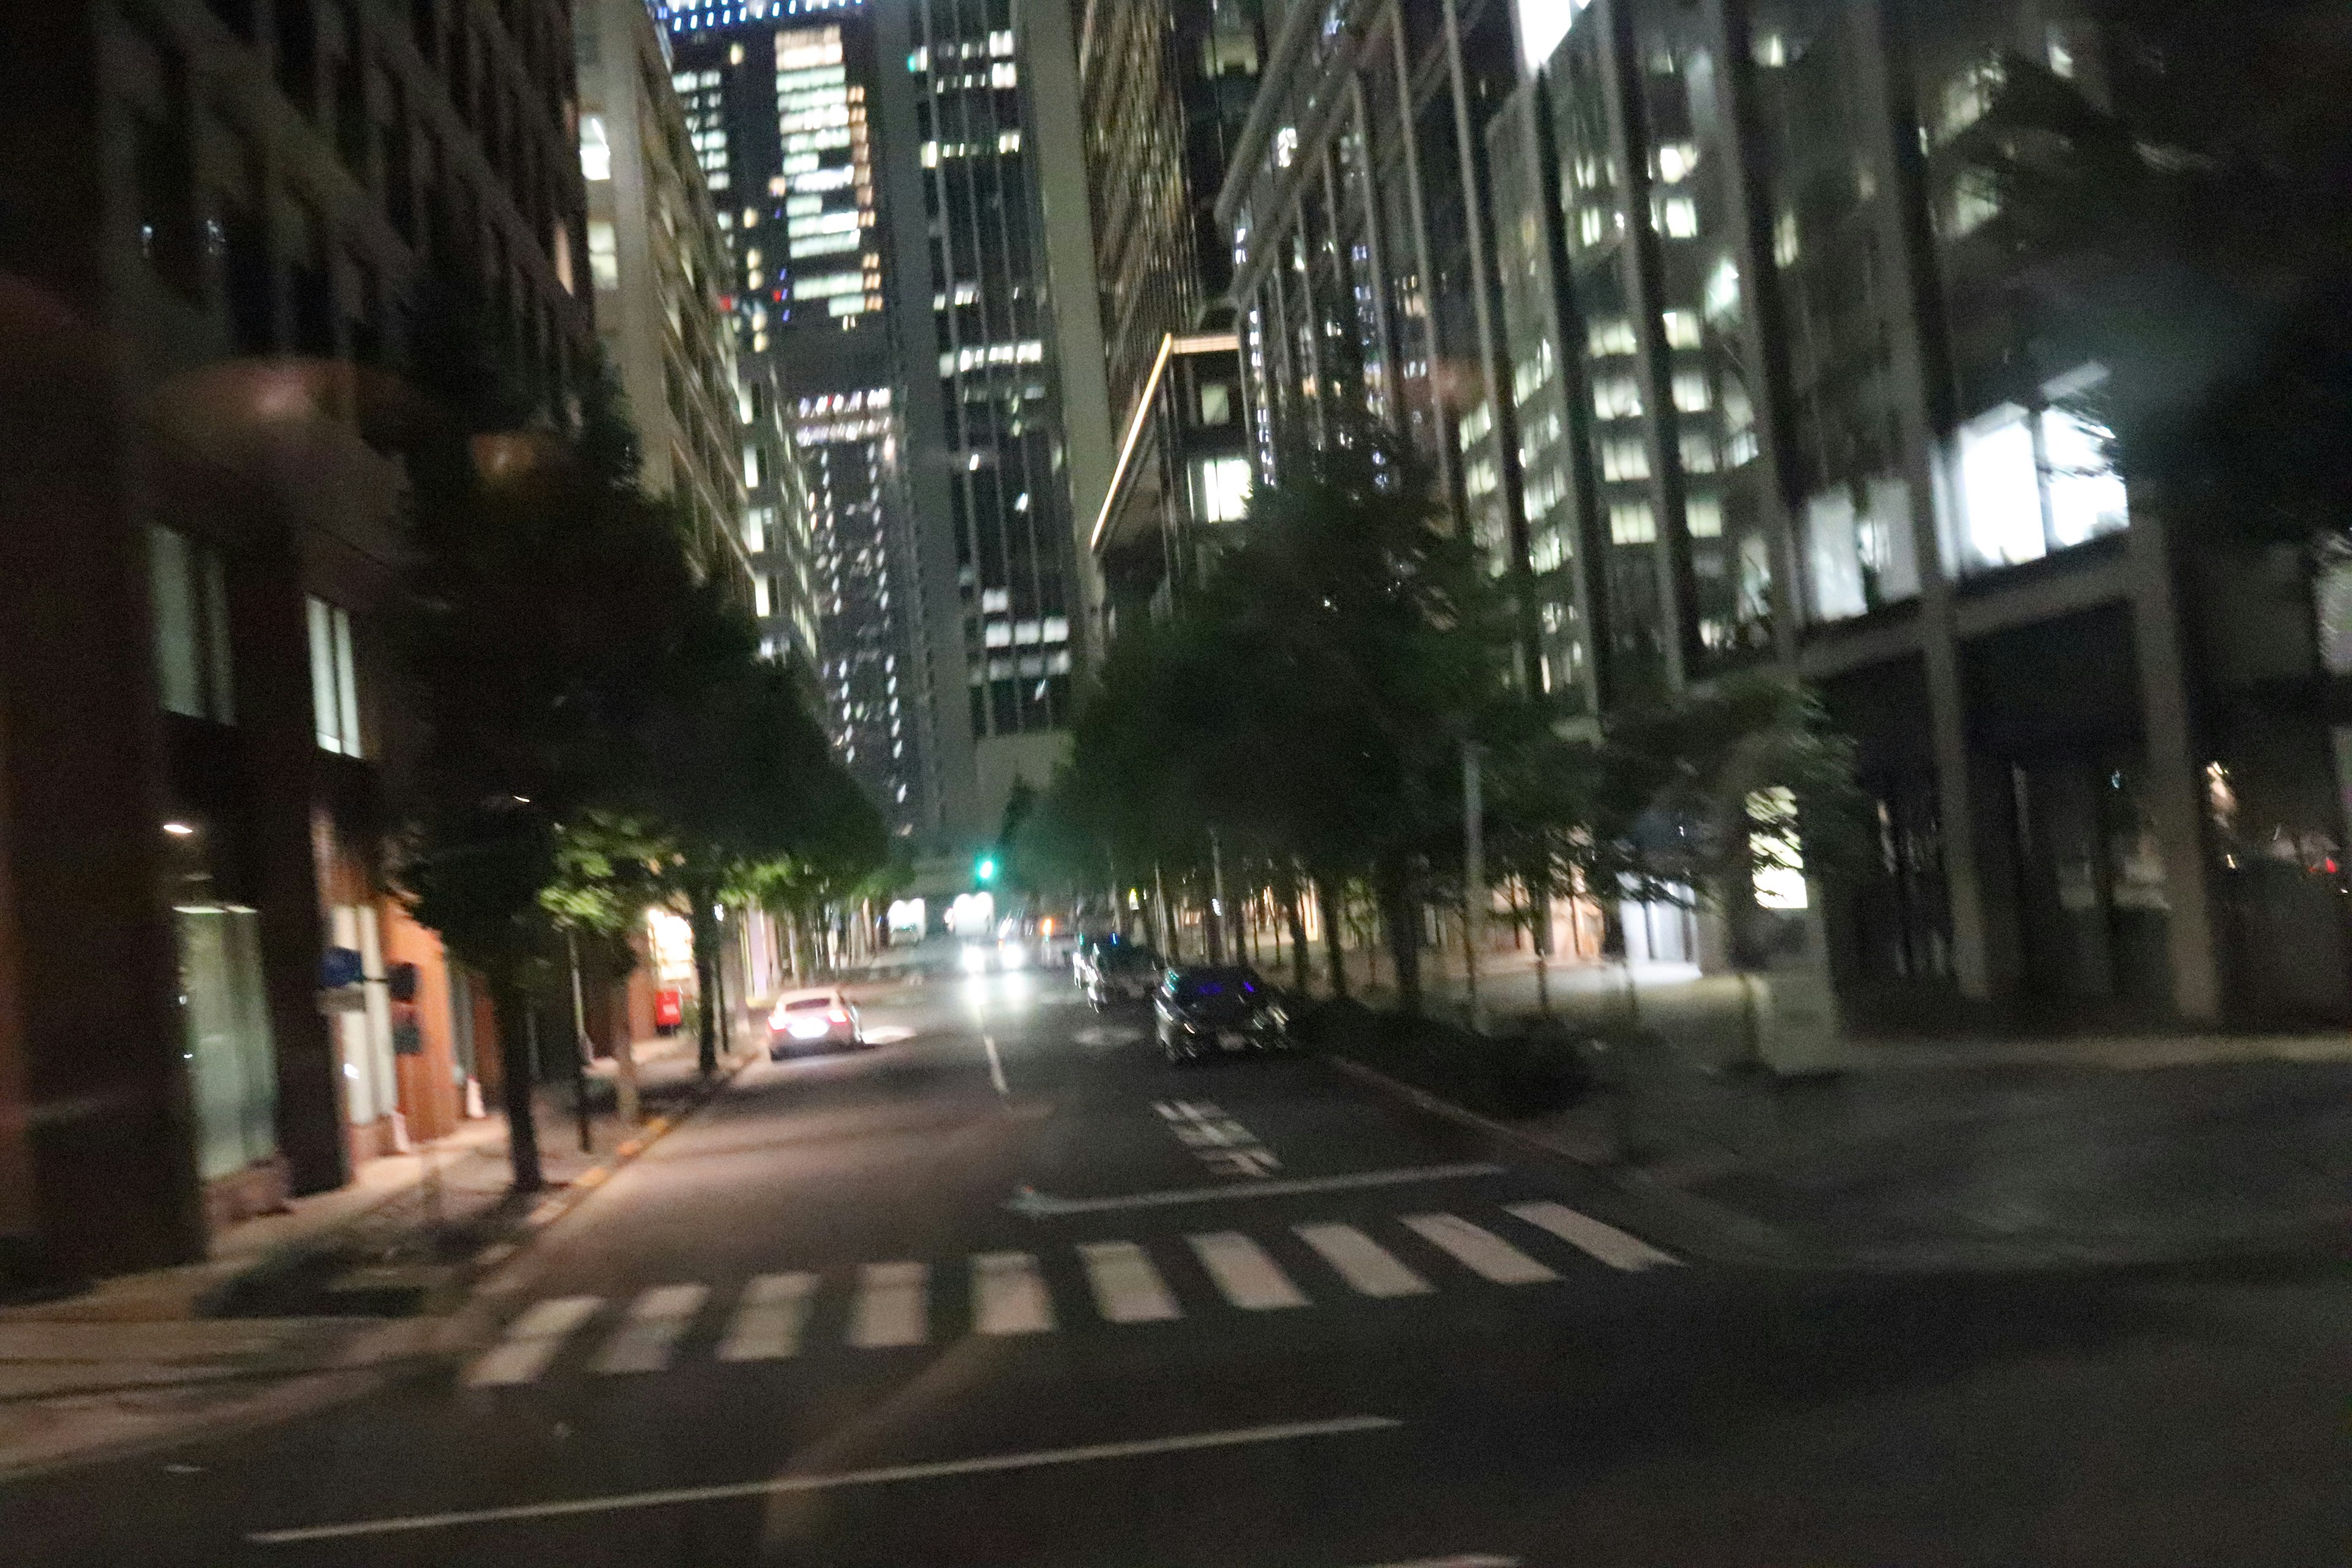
[767,986,864,1058]
[1085,944,1164,1009]
[1153,965,1291,1064]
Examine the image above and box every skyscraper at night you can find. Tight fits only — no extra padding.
[661,0,1106,846]
[660,1,933,841]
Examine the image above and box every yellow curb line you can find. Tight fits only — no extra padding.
[476,1050,755,1285]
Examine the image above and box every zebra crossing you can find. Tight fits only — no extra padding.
[466,1202,1679,1388]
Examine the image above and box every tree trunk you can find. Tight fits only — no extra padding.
[1315,878,1349,999]
[488,974,544,1193]
[690,889,721,1077]
[1284,883,1311,992]
[1379,861,1422,1017]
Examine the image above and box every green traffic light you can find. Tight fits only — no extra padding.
[976,856,997,883]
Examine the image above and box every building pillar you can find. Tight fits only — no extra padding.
[0,359,206,1279]
[2127,500,2223,1020]
[234,537,348,1196]
[1852,0,1998,1003]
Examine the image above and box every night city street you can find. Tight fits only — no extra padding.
[7,966,2346,1567]
[7,0,2352,1562]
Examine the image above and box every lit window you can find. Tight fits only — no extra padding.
[1194,454,1253,522]
[1591,376,1643,420]
[2042,405,2128,546]
[1610,503,1658,545]
[1660,310,1702,349]
[1684,493,1723,538]
[149,526,235,723]
[1672,371,1713,413]
[579,115,611,182]
[754,575,774,618]
[587,219,619,290]
[1956,404,2045,567]
[306,596,361,756]
[1587,318,1637,356]
[1660,196,1698,238]
[1599,438,1649,483]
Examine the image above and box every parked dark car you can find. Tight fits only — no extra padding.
[1153,965,1291,1063]
[1085,944,1164,1009]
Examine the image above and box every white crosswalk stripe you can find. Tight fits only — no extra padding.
[594,1284,709,1374]
[1400,1213,1559,1284]
[848,1262,929,1348]
[1189,1232,1310,1310]
[1295,1223,1433,1298]
[467,1295,603,1387]
[971,1252,1055,1335]
[1079,1240,1183,1323]
[1506,1201,1681,1272]
[480,1202,1681,1379]
[716,1272,818,1361]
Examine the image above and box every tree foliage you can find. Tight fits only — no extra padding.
[389,276,879,1185]
[1023,437,1861,1014]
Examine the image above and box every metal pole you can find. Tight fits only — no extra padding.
[1209,827,1229,965]
[1463,742,1485,1032]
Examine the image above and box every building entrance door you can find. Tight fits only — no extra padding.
[2008,754,2172,1013]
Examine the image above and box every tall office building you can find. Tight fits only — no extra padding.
[866,0,1110,837]
[1,0,591,1280]
[660,2,933,842]
[1072,0,1264,631]
[576,0,749,579]
[1221,0,2352,1032]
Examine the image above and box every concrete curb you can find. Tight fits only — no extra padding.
[458,1046,760,1299]
[1323,1055,1804,1268]
[1325,1053,2351,1278]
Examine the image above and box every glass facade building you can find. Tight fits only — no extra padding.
[662,1,934,840]
[1218,0,2352,1031]
[1076,0,1264,627]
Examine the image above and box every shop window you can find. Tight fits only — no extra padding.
[149,526,236,723]
[307,595,363,755]
[176,902,279,1180]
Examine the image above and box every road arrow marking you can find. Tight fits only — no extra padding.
[1003,1162,1506,1218]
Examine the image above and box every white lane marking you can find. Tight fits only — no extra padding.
[847,1261,929,1348]
[247,1415,1403,1544]
[1506,1200,1682,1272]
[1295,1223,1434,1298]
[1189,1232,1310,1310]
[1199,1148,1281,1177]
[464,1295,602,1387]
[715,1272,818,1361]
[1401,1214,1559,1285]
[593,1284,710,1374]
[1077,1240,1182,1323]
[1005,1162,1506,1218]
[982,1033,1009,1097]
[971,1251,1055,1335]
[1349,1558,1520,1567]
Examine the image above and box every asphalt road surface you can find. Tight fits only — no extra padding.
[6,962,2348,1566]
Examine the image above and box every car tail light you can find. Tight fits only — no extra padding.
[827,1004,850,1024]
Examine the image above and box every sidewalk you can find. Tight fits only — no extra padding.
[1309,946,2352,1272]
[0,1032,748,1479]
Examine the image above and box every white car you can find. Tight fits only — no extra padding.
[767,986,864,1057]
